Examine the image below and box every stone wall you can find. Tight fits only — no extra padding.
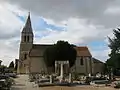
[72,56,92,75]
[93,62,104,74]
[29,56,47,74]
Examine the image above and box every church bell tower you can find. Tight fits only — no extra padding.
[18,13,34,73]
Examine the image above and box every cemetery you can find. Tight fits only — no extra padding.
[16,60,120,89]
[0,58,120,89]
[5,60,120,90]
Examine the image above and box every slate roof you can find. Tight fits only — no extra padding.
[29,45,92,57]
[92,58,104,63]
[29,44,52,57]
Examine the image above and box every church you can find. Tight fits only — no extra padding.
[17,13,104,75]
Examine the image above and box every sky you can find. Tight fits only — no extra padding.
[0,0,120,66]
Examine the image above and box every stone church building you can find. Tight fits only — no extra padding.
[17,14,104,75]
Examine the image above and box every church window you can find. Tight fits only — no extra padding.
[80,57,84,65]
[24,36,26,42]
[24,53,27,60]
[27,36,29,42]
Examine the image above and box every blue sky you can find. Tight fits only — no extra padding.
[88,41,108,50]
[16,14,65,31]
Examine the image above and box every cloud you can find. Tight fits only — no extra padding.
[0,2,26,66]
[0,2,24,40]
[7,0,120,28]
[35,18,111,44]
[104,7,120,15]
[7,0,112,19]
[0,39,20,66]
[1,0,120,65]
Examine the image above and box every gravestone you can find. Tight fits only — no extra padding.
[69,73,72,83]
[89,73,91,77]
[50,75,53,84]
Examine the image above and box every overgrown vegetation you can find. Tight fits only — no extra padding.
[44,40,77,67]
[106,28,120,75]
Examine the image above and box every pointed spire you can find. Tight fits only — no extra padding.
[22,12,33,33]
[26,12,31,26]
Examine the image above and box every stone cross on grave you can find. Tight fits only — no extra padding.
[55,60,69,83]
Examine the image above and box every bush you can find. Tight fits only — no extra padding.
[85,77,91,84]
[72,72,79,80]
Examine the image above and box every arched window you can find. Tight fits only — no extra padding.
[80,57,84,65]
[24,36,26,42]
[27,36,29,42]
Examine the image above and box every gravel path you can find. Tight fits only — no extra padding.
[41,86,116,90]
[11,75,40,90]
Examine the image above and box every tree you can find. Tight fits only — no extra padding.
[107,28,120,75]
[0,65,7,74]
[44,40,77,67]
[9,61,14,69]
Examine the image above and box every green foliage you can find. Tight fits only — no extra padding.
[44,46,56,67]
[0,65,8,73]
[44,40,77,67]
[0,65,15,74]
[85,77,91,84]
[107,28,120,72]
[72,72,79,80]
